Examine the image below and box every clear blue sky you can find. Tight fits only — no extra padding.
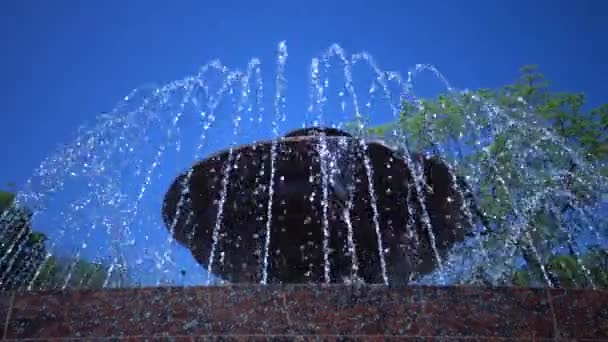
[1,0,607,186]
[1,1,607,285]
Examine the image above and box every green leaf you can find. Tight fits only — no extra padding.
[0,190,15,213]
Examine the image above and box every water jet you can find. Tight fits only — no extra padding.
[162,127,472,284]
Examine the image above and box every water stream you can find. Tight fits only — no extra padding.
[1,42,606,290]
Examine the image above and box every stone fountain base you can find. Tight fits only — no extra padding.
[2,285,606,340]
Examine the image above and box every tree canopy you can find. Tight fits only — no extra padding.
[364,65,608,288]
[0,188,111,290]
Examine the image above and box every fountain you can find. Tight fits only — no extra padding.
[0,42,606,339]
[162,126,473,284]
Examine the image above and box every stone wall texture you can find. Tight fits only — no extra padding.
[0,285,606,341]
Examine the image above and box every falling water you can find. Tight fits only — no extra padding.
[352,51,446,280]
[206,68,255,284]
[261,41,288,285]
[322,45,390,284]
[1,42,606,290]
[308,57,334,283]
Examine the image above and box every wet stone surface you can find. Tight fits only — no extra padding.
[2,285,607,340]
[549,288,608,339]
[205,286,291,335]
[5,287,212,339]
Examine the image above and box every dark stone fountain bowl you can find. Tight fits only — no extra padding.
[162,127,471,284]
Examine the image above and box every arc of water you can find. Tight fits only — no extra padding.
[260,143,276,285]
[546,203,596,288]
[415,96,492,280]
[169,59,262,248]
[23,60,249,290]
[0,194,85,289]
[13,42,604,290]
[319,138,332,283]
[325,44,388,284]
[564,195,608,284]
[62,223,96,289]
[0,213,32,267]
[409,66,604,284]
[478,98,606,195]
[0,117,109,240]
[112,60,236,286]
[206,68,252,284]
[461,103,558,284]
[411,64,605,197]
[26,133,137,290]
[479,105,598,274]
[124,63,250,284]
[261,41,288,285]
[308,57,334,283]
[25,119,138,290]
[505,146,554,287]
[60,182,126,290]
[102,79,198,287]
[482,129,554,285]
[125,79,206,285]
[0,219,46,287]
[254,61,265,124]
[560,191,605,246]
[523,229,554,287]
[341,195,360,281]
[0,123,122,277]
[353,52,445,280]
[26,91,172,289]
[403,178,419,282]
[332,133,362,281]
[7,81,178,250]
[238,63,268,280]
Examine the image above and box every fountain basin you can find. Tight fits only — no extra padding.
[163,128,473,284]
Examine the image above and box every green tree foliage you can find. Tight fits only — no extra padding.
[366,65,608,288]
[0,189,109,290]
[31,255,109,290]
[0,189,46,290]
[0,190,15,212]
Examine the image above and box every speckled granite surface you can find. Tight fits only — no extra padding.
[1,285,606,340]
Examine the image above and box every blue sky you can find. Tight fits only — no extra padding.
[1,0,607,186]
[0,1,607,285]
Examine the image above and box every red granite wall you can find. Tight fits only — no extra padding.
[0,285,606,341]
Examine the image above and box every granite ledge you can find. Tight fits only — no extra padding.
[1,285,606,340]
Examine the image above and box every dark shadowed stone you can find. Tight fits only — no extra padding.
[162,127,471,284]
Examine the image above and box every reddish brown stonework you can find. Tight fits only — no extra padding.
[5,287,213,339]
[205,286,292,335]
[548,288,608,340]
[281,286,556,338]
[1,285,607,340]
